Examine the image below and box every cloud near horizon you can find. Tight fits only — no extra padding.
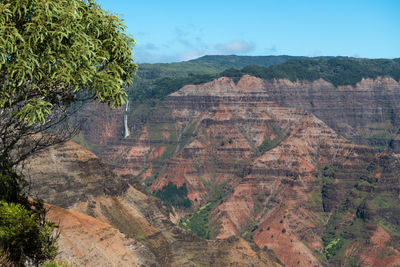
[178,40,256,62]
[214,40,255,54]
[133,26,257,63]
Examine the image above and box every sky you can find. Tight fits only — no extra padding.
[97,0,400,63]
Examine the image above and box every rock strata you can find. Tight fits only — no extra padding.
[58,75,400,266]
[26,140,282,266]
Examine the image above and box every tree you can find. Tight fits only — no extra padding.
[0,0,137,264]
[0,0,137,164]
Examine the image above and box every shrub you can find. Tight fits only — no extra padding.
[324,238,343,259]
[154,182,192,210]
[0,201,58,265]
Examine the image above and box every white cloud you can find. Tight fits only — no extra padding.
[338,53,361,58]
[133,27,257,63]
[133,49,178,63]
[214,40,255,54]
[179,50,207,61]
[308,50,325,57]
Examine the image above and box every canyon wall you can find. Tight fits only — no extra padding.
[76,76,400,177]
[262,77,400,149]
[65,75,400,266]
[25,140,282,267]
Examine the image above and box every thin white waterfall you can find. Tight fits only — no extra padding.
[124,100,130,138]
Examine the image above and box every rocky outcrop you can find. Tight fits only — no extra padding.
[23,140,128,208]
[46,205,145,267]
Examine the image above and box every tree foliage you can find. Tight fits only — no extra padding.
[0,0,137,125]
[0,0,137,169]
[153,182,192,210]
[0,201,58,265]
[0,0,136,264]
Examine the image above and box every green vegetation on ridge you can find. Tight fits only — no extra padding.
[257,121,288,154]
[128,56,400,102]
[128,55,309,101]
[223,58,400,87]
[189,55,305,68]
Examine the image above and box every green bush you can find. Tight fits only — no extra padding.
[323,238,343,259]
[154,182,192,210]
[0,201,58,265]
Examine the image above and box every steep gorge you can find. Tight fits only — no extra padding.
[62,75,400,266]
[25,140,282,266]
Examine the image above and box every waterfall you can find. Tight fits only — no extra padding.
[124,100,130,138]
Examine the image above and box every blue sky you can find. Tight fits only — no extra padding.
[98,0,399,63]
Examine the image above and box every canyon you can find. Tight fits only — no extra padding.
[26,74,400,266]
[25,140,282,266]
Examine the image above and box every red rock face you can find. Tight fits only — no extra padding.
[75,101,151,176]
[46,204,143,266]
[77,75,400,175]
[141,76,377,266]
[262,77,400,148]
[73,75,400,266]
[80,102,124,145]
[26,140,282,267]
[355,226,400,267]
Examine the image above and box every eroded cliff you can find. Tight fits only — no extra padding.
[25,140,282,267]
[59,75,400,266]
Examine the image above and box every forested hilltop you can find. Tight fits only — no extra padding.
[128,56,400,102]
[128,55,303,101]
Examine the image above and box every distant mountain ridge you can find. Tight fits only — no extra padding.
[129,55,400,101]
[222,57,400,86]
[128,55,318,101]
[188,55,307,68]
